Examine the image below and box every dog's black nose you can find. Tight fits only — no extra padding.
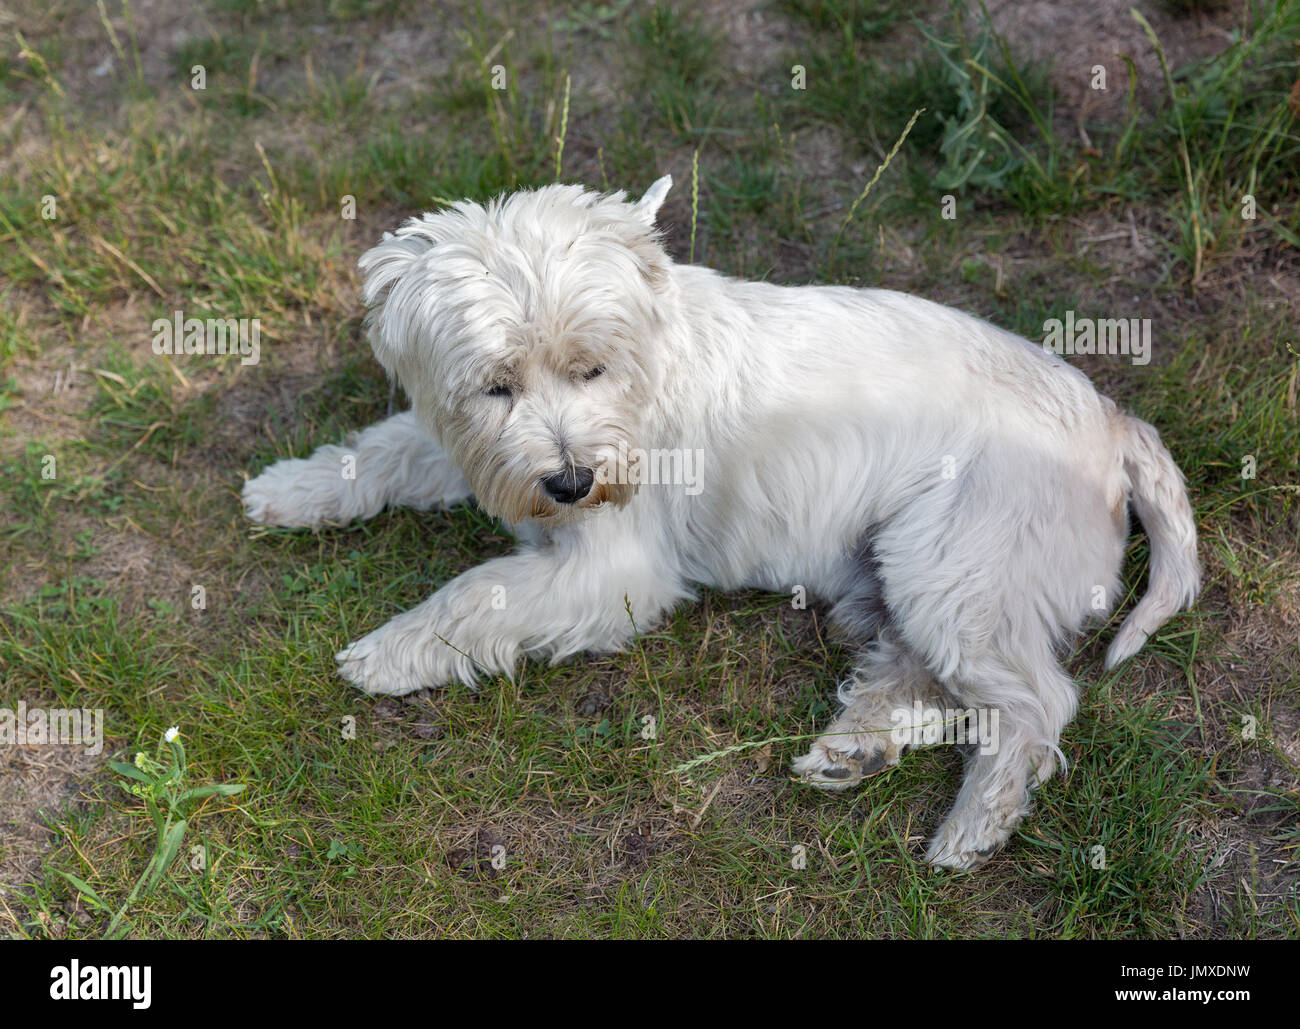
[541,466,595,504]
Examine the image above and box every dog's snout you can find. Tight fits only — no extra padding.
[541,466,595,504]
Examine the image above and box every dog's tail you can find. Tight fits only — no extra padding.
[1105,416,1201,669]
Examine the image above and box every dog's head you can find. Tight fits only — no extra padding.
[358,177,675,525]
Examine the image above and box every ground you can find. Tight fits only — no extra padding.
[0,0,1297,938]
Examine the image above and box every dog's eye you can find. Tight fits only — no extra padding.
[583,366,605,381]
[486,383,514,398]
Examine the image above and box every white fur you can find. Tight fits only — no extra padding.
[242,179,1200,869]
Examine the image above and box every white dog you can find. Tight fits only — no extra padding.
[242,177,1200,869]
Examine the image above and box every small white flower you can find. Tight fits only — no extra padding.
[164,726,180,742]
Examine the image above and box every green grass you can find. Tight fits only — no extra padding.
[0,571,1226,937]
[780,0,915,40]
[628,3,725,140]
[0,0,1297,939]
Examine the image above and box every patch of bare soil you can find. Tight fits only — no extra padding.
[703,0,799,73]
[10,0,460,115]
[0,344,95,466]
[6,0,210,112]
[0,740,101,930]
[979,0,1248,129]
[1178,548,1300,932]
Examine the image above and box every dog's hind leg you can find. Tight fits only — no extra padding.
[924,657,1076,870]
[242,411,470,528]
[792,635,949,789]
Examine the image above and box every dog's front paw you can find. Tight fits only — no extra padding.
[791,722,903,790]
[242,460,340,528]
[242,450,376,529]
[334,609,483,695]
[335,628,440,696]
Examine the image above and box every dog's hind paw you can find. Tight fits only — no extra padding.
[791,726,902,791]
[925,803,1024,870]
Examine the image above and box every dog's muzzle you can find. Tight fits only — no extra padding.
[541,466,595,504]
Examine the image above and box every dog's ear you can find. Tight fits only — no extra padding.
[357,228,437,373]
[618,176,674,292]
[633,175,672,226]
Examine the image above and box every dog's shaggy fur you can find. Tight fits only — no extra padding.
[243,177,1200,869]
